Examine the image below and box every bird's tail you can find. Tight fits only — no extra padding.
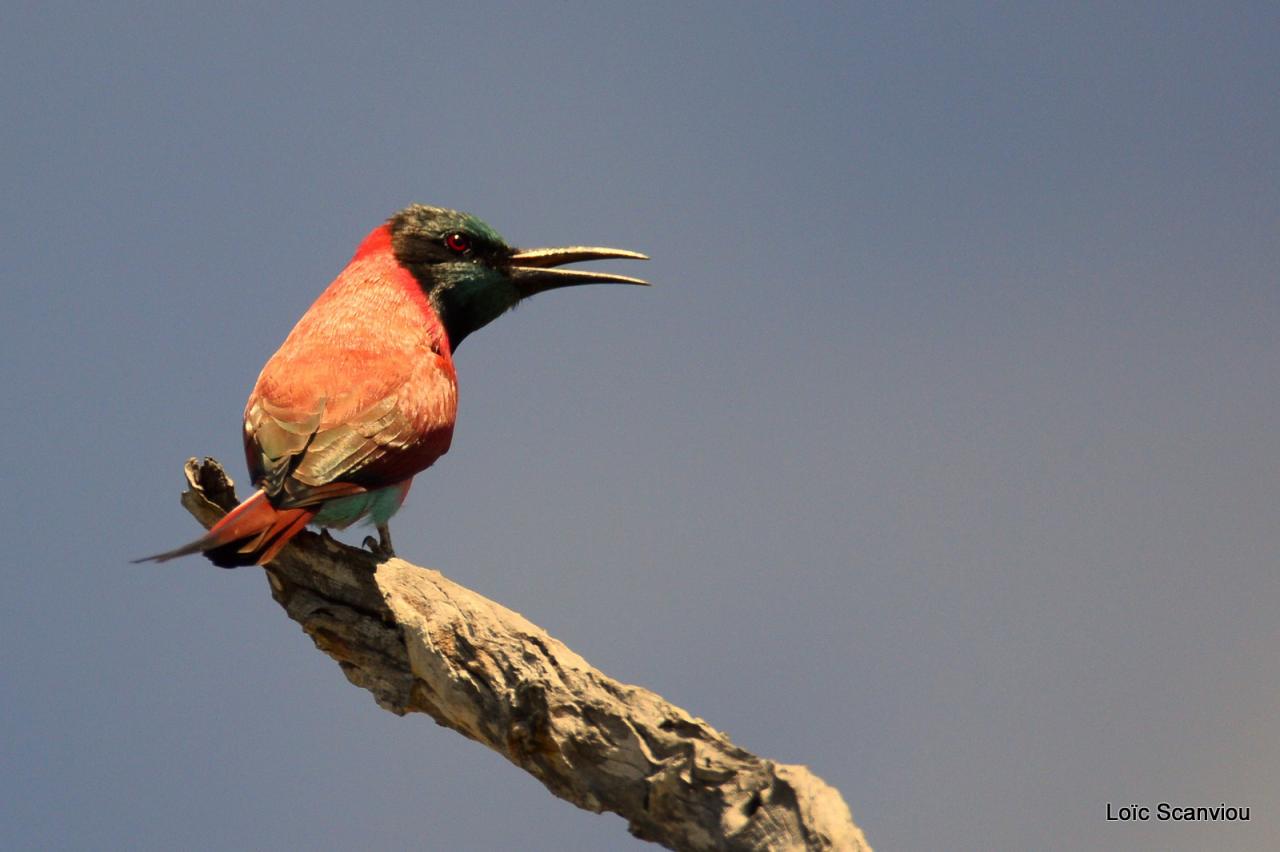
[133,489,315,567]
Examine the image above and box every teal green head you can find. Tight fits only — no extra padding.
[388,204,648,349]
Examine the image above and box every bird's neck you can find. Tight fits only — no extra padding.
[290,228,452,358]
[426,268,519,350]
[358,223,519,350]
[353,223,396,261]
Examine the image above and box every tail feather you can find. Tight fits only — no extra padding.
[134,489,315,567]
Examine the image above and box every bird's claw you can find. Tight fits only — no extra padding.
[362,523,395,560]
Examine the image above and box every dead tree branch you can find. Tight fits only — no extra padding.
[173,457,871,852]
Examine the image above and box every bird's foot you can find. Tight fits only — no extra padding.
[362,523,395,560]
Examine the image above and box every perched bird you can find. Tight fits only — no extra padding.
[138,204,647,566]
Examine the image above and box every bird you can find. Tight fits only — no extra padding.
[137,204,647,567]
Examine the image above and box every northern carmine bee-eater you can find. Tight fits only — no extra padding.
[138,204,647,566]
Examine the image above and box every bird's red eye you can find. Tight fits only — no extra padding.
[445,232,471,253]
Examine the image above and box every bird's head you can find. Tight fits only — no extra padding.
[388,204,648,348]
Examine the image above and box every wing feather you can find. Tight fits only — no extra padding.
[245,395,453,512]
[243,331,457,510]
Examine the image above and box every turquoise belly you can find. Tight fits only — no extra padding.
[310,485,407,529]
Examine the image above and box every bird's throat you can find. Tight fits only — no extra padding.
[426,266,520,350]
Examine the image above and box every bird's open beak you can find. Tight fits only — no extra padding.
[508,246,649,295]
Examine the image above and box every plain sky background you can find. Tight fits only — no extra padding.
[2,3,1277,850]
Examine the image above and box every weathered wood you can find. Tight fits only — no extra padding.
[176,457,871,852]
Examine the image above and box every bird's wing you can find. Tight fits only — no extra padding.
[245,386,442,509]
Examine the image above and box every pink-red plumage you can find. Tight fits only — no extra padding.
[144,225,458,566]
[244,224,458,497]
[137,204,647,567]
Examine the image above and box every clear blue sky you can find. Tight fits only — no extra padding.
[3,3,1277,850]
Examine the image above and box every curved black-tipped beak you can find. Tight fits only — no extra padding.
[508,245,649,296]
